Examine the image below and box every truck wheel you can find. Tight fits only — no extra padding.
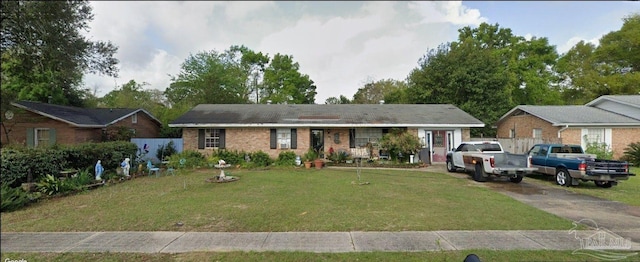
[595,181,613,188]
[510,175,523,183]
[473,164,486,182]
[446,160,455,172]
[556,168,572,187]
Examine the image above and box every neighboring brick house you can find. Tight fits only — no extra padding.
[495,95,640,159]
[1,101,162,147]
[169,103,484,164]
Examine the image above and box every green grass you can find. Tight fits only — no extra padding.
[1,167,574,232]
[2,250,640,262]
[526,167,640,206]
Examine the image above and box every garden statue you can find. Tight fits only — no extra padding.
[121,158,131,178]
[95,160,104,181]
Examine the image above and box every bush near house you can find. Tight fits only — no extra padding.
[0,141,138,187]
[622,142,640,167]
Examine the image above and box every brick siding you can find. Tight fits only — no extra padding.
[496,114,560,140]
[1,110,160,146]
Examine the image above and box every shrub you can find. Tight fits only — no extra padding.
[1,184,34,212]
[36,174,63,196]
[584,141,613,160]
[156,141,178,161]
[622,142,640,166]
[1,141,138,187]
[214,149,245,165]
[1,148,66,187]
[167,150,206,169]
[276,151,297,166]
[251,151,274,167]
[378,128,422,162]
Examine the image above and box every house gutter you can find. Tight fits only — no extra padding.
[557,125,569,139]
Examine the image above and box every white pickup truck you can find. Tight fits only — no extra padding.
[446,141,537,183]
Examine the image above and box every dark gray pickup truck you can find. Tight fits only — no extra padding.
[527,144,635,188]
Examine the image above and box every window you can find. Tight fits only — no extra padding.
[132,113,137,123]
[585,128,605,143]
[355,128,383,147]
[277,129,291,149]
[35,128,50,147]
[205,129,220,148]
[509,129,515,138]
[532,128,542,138]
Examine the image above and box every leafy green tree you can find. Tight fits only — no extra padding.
[262,54,317,104]
[352,79,407,104]
[408,41,511,137]
[455,23,561,106]
[1,0,118,107]
[324,95,351,104]
[407,22,562,136]
[557,14,640,103]
[595,13,640,72]
[165,49,247,106]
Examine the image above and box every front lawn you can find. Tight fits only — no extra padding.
[1,167,573,232]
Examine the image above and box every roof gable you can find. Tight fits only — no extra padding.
[585,95,640,120]
[586,95,640,108]
[169,104,485,128]
[11,101,161,127]
[496,105,640,127]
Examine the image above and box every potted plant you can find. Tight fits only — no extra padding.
[302,149,316,169]
[314,150,324,169]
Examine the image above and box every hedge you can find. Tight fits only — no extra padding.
[1,141,138,187]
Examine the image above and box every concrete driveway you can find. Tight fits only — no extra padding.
[427,164,640,243]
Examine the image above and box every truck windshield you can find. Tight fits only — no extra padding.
[477,143,502,152]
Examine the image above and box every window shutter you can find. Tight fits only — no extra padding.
[198,129,205,149]
[49,128,56,145]
[349,128,356,148]
[291,129,297,149]
[26,128,34,147]
[219,129,226,149]
[270,129,277,149]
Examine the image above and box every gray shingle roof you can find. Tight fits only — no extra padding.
[169,104,485,128]
[500,105,640,126]
[586,95,640,108]
[12,101,160,127]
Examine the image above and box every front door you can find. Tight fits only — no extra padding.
[311,129,324,157]
[432,130,447,162]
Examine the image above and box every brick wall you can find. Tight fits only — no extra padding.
[559,127,640,159]
[0,110,102,146]
[496,114,560,139]
[182,127,316,158]
[107,112,160,138]
[558,128,581,145]
[611,128,640,159]
[1,110,160,147]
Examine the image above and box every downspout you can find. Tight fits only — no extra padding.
[557,125,569,141]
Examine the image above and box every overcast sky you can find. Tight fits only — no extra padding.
[82,1,639,104]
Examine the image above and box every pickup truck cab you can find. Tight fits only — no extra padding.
[527,144,635,188]
[446,141,537,183]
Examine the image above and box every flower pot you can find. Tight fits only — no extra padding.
[314,159,323,169]
[304,161,312,169]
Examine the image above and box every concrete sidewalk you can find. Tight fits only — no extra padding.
[2,230,639,253]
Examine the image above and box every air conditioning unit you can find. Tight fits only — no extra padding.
[280,144,288,149]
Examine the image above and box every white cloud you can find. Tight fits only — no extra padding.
[558,35,601,55]
[78,2,632,103]
[408,1,487,26]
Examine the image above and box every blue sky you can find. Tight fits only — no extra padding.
[82,1,639,104]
